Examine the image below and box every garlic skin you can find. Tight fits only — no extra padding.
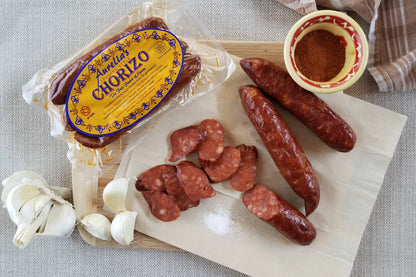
[1,171,48,206]
[39,203,77,237]
[2,171,78,248]
[6,184,40,225]
[103,177,134,213]
[81,213,112,241]
[111,210,137,245]
[20,194,52,225]
[13,202,52,248]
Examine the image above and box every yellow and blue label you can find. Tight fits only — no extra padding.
[66,28,184,136]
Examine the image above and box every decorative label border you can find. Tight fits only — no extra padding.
[66,28,184,137]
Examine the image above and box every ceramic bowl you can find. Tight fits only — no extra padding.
[284,10,368,94]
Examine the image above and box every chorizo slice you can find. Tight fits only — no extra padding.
[135,164,176,192]
[176,161,215,201]
[240,57,356,152]
[243,184,316,245]
[169,125,204,162]
[230,145,258,192]
[197,119,225,163]
[202,145,241,183]
[142,190,180,222]
[238,85,320,216]
[163,167,200,211]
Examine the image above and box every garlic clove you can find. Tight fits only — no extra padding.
[110,210,137,245]
[38,203,77,237]
[6,184,40,225]
[103,177,134,213]
[1,171,48,205]
[19,194,52,225]
[13,201,52,248]
[81,213,112,241]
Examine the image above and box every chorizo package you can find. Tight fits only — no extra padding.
[22,0,235,175]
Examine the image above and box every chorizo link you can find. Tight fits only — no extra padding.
[243,184,316,245]
[240,57,356,152]
[238,85,319,216]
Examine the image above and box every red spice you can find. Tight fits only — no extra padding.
[294,29,345,82]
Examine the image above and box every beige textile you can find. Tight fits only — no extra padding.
[276,0,416,92]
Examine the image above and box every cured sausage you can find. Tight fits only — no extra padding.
[238,85,319,216]
[49,17,170,105]
[202,145,241,183]
[169,125,204,162]
[163,167,200,211]
[240,57,356,152]
[230,145,258,192]
[243,184,316,245]
[52,17,201,149]
[142,190,180,222]
[71,52,201,149]
[73,129,127,149]
[197,119,225,162]
[135,164,176,192]
[176,161,215,201]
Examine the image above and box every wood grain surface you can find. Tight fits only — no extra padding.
[76,41,284,249]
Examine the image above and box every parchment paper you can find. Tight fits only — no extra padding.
[116,54,407,277]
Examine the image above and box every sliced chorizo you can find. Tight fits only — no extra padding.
[135,164,176,192]
[169,125,204,162]
[163,166,200,211]
[197,119,225,163]
[202,145,241,183]
[243,184,316,245]
[141,190,180,222]
[230,145,258,192]
[240,57,356,152]
[176,161,215,201]
[239,85,320,216]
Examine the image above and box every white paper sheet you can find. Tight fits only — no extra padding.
[116,55,407,277]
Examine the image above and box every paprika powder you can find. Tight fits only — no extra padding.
[294,29,345,82]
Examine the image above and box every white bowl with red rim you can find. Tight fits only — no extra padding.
[284,10,368,94]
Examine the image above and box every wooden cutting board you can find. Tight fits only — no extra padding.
[76,41,284,249]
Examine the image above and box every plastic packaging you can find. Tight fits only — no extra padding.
[22,0,235,177]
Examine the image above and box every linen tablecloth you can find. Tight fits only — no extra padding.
[1,0,415,276]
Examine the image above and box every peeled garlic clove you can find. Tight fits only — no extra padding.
[111,210,137,245]
[20,194,52,225]
[2,170,47,206]
[103,177,133,213]
[39,203,77,237]
[13,201,52,248]
[81,213,112,241]
[6,184,40,225]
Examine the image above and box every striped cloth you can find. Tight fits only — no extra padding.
[277,0,416,92]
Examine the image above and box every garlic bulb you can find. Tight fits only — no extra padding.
[2,171,78,248]
[20,194,52,225]
[13,202,52,248]
[6,184,40,225]
[39,203,77,237]
[81,213,112,241]
[111,210,137,245]
[1,170,48,205]
[103,177,133,213]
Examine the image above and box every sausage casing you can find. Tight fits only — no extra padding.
[243,184,316,245]
[238,85,319,216]
[240,57,356,152]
